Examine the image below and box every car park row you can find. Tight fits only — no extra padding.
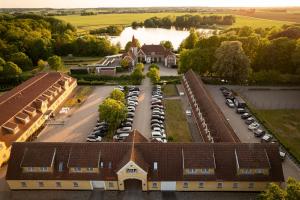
[151,85,167,143]
[220,86,286,160]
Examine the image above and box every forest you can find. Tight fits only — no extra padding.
[132,14,236,29]
[179,24,300,85]
[0,14,118,75]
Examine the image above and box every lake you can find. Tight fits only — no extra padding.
[109,27,216,50]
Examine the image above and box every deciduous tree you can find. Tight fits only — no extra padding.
[147,67,160,83]
[47,55,64,71]
[110,89,125,102]
[3,61,22,76]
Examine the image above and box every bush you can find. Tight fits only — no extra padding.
[160,76,181,84]
[148,64,159,70]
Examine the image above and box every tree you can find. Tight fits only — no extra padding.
[37,59,47,71]
[292,39,300,74]
[259,178,300,200]
[136,63,144,71]
[147,67,160,83]
[238,26,254,37]
[110,89,125,102]
[259,183,286,200]
[148,63,159,70]
[160,40,174,50]
[3,61,22,76]
[98,98,127,134]
[120,59,130,69]
[180,28,199,50]
[131,67,144,84]
[8,52,33,71]
[125,38,141,51]
[47,55,64,71]
[0,57,5,74]
[213,41,250,84]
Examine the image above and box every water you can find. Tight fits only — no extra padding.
[109,27,216,50]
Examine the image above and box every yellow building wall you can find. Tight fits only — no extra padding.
[7,180,92,190]
[117,161,148,191]
[176,181,280,192]
[0,79,77,168]
[104,181,119,190]
[147,181,161,190]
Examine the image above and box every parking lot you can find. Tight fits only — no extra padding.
[36,86,114,142]
[206,85,300,181]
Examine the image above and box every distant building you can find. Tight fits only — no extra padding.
[6,130,284,191]
[122,36,176,67]
[0,72,77,167]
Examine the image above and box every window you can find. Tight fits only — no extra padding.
[58,162,63,172]
[217,182,223,188]
[152,182,158,188]
[256,169,263,174]
[73,182,79,187]
[243,169,251,175]
[56,182,61,187]
[198,182,204,188]
[40,167,48,172]
[109,182,114,188]
[249,182,254,188]
[233,182,239,188]
[188,168,197,174]
[100,162,104,168]
[38,182,44,187]
[153,162,158,170]
[201,168,209,174]
[183,182,189,188]
[74,167,81,172]
[126,168,137,173]
[108,162,112,169]
[21,182,27,187]
[87,167,94,172]
[27,167,34,172]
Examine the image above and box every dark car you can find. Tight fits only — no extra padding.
[241,113,252,119]
[245,117,255,125]
[226,95,235,101]
[152,101,163,106]
[92,129,107,137]
[220,86,229,91]
[236,108,246,114]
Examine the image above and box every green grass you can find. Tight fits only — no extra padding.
[55,13,290,32]
[64,86,92,107]
[254,109,300,162]
[164,99,191,142]
[162,84,178,97]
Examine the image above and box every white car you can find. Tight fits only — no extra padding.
[186,110,192,116]
[261,134,273,142]
[152,127,161,132]
[151,131,162,138]
[128,101,138,106]
[248,122,260,130]
[86,136,102,142]
[113,133,129,141]
[155,138,167,143]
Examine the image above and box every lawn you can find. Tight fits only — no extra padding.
[254,109,300,162]
[162,84,178,97]
[164,99,191,142]
[62,56,103,66]
[64,86,92,107]
[55,12,290,32]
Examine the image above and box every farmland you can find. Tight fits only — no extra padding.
[55,12,291,32]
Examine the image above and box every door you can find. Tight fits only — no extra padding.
[124,179,142,190]
[161,181,176,191]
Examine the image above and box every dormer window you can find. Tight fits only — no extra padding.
[40,167,48,172]
[108,162,112,169]
[201,168,209,174]
[153,162,158,170]
[58,162,63,172]
[74,167,81,172]
[188,168,197,174]
[100,162,104,168]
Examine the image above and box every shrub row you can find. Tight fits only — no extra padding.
[160,76,181,84]
[72,74,143,85]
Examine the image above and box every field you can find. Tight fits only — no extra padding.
[164,99,192,142]
[63,86,92,107]
[62,56,103,67]
[162,84,178,97]
[55,12,291,32]
[254,109,300,162]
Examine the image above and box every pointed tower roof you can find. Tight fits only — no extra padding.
[131,35,137,47]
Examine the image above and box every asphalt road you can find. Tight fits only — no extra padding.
[36,86,114,142]
[206,85,300,181]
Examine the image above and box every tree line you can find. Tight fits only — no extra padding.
[132,15,236,29]
[90,25,124,36]
[179,24,300,85]
[0,13,119,76]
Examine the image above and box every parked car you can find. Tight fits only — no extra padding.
[120,121,132,127]
[154,138,167,143]
[254,129,266,137]
[86,136,102,142]
[241,113,252,119]
[236,108,246,114]
[226,99,235,108]
[151,123,164,129]
[125,118,134,123]
[226,95,235,101]
[234,96,246,108]
[127,112,135,118]
[245,117,255,125]
[248,122,260,131]
[113,133,129,141]
[279,150,286,161]
[220,86,229,91]
[152,101,163,106]
[152,115,165,120]
[151,105,164,110]
[151,119,163,125]
[261,134,273,143]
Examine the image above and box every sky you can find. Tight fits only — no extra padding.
[0,0,300,8]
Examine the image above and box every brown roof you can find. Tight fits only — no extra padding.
[182,145,216,169]
[183,70,240,143]
[67,145,101,168]
[0,72,75,148]
[140,45,166,55]
[6,141,284,182]
[20,146,56,167]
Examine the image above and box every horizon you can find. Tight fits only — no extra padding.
[1,0,300,9]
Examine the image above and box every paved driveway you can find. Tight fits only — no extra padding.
[206,85,300,181]
[36,86,114,143]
